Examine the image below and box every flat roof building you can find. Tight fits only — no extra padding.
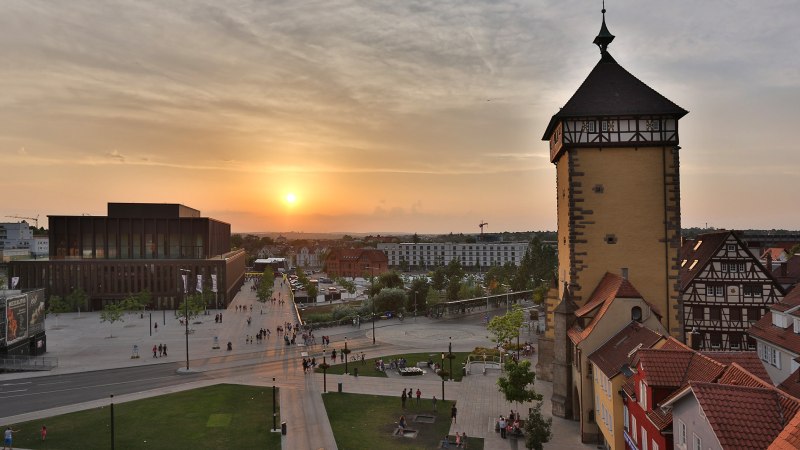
[8,203,245,311]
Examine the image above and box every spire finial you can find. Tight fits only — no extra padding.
[593,1,615,55]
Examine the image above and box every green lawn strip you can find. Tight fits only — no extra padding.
[323,392,483,450]
[316,351,472,381]
[10,384,281,450]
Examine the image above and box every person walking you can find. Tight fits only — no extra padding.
[432,395,438,412]
[415,388,421,405]
[401,389,407,409]
[451,404,457,424]
[152,345,158,358]
[499,416,507,439]
[162,344,167,356]
[158,343,163,357]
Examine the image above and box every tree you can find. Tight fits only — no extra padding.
[487,306,524,347]
[176,293,206,322]
[445,259,464,280]
[307,282,318,302]
[66,288,89,312]
[373,288,407,313]
[524,402,552,450]
[431,267,447,291]
[100,303,125,337]
[790,243,800,256]
[257,269,274,302]
[48,295,71,327]
[408,278,430,313]
[497,359,542,409]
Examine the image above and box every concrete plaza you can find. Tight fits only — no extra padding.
[1,279,593,450]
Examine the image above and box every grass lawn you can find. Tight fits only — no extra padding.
[317,351,472,381]
[9,384,281,450]
[323,392,483,450]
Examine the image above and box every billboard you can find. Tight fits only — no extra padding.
[5,295,28,345]
[1,289,46,346]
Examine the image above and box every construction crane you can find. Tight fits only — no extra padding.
[6,214,39,228]
[479,221,488,237]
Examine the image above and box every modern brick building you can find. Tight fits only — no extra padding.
[8,203,246,310]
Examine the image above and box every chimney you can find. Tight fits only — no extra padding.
[621,267,629,280]
[689,328,701,351]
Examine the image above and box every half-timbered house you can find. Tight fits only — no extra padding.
[680,230,785,351]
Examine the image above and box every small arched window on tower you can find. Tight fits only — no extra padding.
[631,306,643,322]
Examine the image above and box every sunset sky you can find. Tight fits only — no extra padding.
[2,1,798,234]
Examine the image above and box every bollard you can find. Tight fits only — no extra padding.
[338,382,343,393]
[281,421,287,435]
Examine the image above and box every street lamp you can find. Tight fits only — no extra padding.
[449,336,453,381]
[320,356,329,392]
[413,290,417,322]
[110,394,115,450]
[272,377,277,432]
[440,352,445,401]
[180,268,191,372]
[344,337,349,375]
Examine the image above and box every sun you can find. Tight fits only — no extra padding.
[285,193,297,204]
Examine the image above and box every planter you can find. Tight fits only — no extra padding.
[399,367,424,376]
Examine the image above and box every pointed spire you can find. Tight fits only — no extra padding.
[593,0,615,55]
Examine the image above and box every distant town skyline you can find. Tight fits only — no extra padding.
[2,1,798,233]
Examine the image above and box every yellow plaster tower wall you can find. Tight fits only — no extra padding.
[554,145,682,338]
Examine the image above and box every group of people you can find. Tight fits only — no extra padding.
[152,343,168,358]
[497,410,523,438]
[440,431,468,448]
[214,313,223,323]
[301,357,317,373]
[400,388,424,407]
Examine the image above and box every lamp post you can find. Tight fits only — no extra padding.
[449,336,453,381]
[110,394,115,450]
[272,377,277,432]
[413,290,417,322]
[344,337,349,375]
[180,268,191,372]
[441,352,445,401]
[321,356,329,392]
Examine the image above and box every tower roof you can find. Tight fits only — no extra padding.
[542,8,688,140]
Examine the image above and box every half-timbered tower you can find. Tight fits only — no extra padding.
[680,230,785,351]
[542,6,688,429]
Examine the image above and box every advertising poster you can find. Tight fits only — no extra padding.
[28,290,46,335]
[0,297,6,344]
[6,296,28,346]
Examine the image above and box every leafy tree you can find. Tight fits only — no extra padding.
[497,359,542,408]
[100,303,125,337]
[408,278,430,313]
[66,288,89,312]
[487,305,524,347]
[790,243,800,256]
[431,267,447,291]
[398,258,409,272]
[373,288,407,313]
[512,237,557,291]
[412,233,420,244]
[257,269,275,303]
[368,271,404,296]
[307,282,318,302]
[446,276,461,301]
[524,402,552,450]
[176,293,207,322]
[445,259,464,280]
[47,295,71,327]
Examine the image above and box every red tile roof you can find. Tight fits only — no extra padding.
[702,351,772,383]
[764,248,790,261]
[749,311,800,355]
[570,273,660,345]
[680,231,730,291]
[778,368,800,400]
[772,255,800,288]
[638,348,725,388]
[588,322,664,378]
[646,408,672,431]
[575,272,643,317]
[769,410,800,450]
[691,382,786,450]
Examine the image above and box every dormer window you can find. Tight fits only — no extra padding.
[793,318,800,334]
[631,306,643,322]
[773,313,788,328]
